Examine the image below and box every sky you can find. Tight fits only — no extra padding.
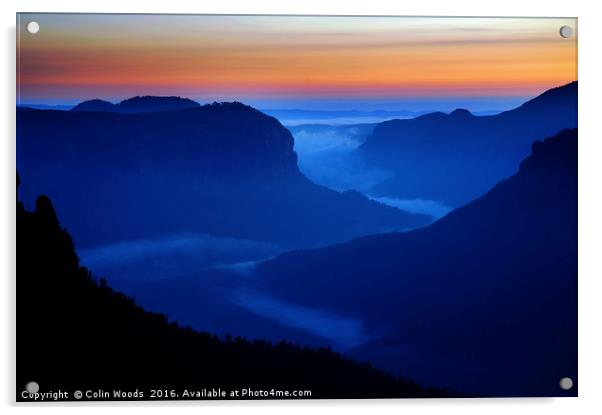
[17,14,577,111]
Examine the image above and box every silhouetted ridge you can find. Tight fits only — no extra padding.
[18,101,429,247]
[414,111,447,121]
[519,128,577,174]
[254,129,578,396]
[71,95,200,113]
[449,108,473,118]
[71,99,116,112]
[16,181,453,400]
[359,82,577,206]
[505,81,578,116]
[117,96,200,113]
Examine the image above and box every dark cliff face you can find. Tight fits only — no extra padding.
[17,102,429,247]
[254,129,578,396]
[359,82,577,206]
[16,180,453,400]
[21,102,300,180]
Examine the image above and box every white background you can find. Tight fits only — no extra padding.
[2,0,601,414]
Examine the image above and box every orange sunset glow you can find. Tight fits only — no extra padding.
[17,14,577,109]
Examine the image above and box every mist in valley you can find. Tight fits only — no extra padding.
[289,122,453,220]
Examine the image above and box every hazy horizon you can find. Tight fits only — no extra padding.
[18,96,528,113]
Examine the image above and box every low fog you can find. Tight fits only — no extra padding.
[78,233,283,287]
[79,233,374,352]
[289,123,452,219]
[76,117,454,357]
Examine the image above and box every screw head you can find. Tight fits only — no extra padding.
[25,381,39,393]
[559,25,574,39]
[26,21,40,35]
[559,377,574,390]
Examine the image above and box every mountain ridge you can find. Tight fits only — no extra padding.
[359,81,578,206]
[253,128,578,396]
[71,95,201,113]
[17,102,430,248]
[16,176,454,399]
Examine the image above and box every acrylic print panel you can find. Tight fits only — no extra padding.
[16,13,578,401]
